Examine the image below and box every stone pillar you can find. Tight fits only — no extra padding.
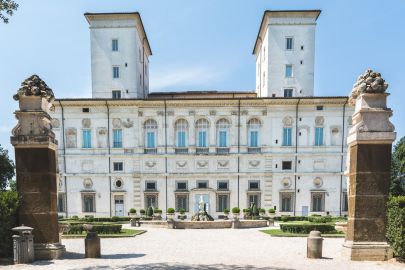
[343,70,396,261]
[10,75,65,260]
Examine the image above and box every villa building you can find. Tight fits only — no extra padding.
[51,10,354,218]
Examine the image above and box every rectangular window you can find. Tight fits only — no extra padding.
[146,182,156,191]
[284,89,293,98]
[112,90,121,99]
[316,106,324,111]
[177,131,186,147]
[112,39,118,51]
[311,192,325,212]
[82,193,95,213]
[280,193,293,212]
[113,66,120,78]
[286,37,293,50]
[248,194,261,208]
[82,129,91,148]
[145,194,157,208]
[113,162,123,171]
[217,194,229,212]
[315,127,324,146]
[198,131,207,147]
[82,108,90,113]
[146,131,155,148]
[342,192,348,212]
[249,181,260,190]
[176,194,189,212]
[282,127,292,146]
[113,129,123,148]
[58,193,65,212]
[197,181,208,189]
[249,131,258,147]
[282,161,292,170]
[176,181,188,190]
[285,65,293,77]
[217,181,228,190]
[219,131,227,147]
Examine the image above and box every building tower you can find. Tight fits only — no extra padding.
[85,12,152,99]
[253,10,321,98]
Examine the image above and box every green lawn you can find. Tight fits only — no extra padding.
[61,229,145,239]
[260,229,345,238]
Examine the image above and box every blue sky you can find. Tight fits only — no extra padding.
[1,0,404,161]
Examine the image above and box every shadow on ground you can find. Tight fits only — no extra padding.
[80,263,294,270]
[63,251,145,260]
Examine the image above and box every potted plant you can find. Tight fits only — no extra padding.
[242,208,249,219]
[232,207,240,219]
[167,207,175,220]
[154,208,162,220]
[179,208,186,220]
[129,208,137,217]
[259,208,266,217]
[140,209,146,218]
[223,208,230,219]
[268,208,276,218]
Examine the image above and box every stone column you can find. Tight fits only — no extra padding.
[343,70,396,261]
[11,75,65,260]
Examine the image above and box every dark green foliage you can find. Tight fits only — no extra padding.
[0,145,15,190]
[243,208,249,213]
[65,224,122,235]
[268,208,275,214]
[179,208,186,215]
[140,209,146,215]
[274,215,308,222]
[232,207,240,214]
[129,208,136,214]
[308,215,332,223]
[147,206,153,217]
[391,137,405,196]
[0,0,18,24]
[259,208,265,213]
[223,208,229,214]
[252,204,258,216]
[167,208,175,214]
[0,191,19,257]
[387,196,405,259]
[280,223,336,234]
[154,208,162,214]
[61,216,131,223]
[111,216,119,222]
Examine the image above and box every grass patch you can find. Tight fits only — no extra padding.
[260,229,344,238]
[61,229,145,239]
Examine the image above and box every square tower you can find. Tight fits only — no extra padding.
[253,10,321,98]
[85,12,152,99]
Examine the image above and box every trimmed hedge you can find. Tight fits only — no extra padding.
[65,224,122,234]
[308,215,332,223]
[387,196,405,259]
[0,191,19,257]
[60,216,131,223]
[280,223,336,234]
[274,215,308,222]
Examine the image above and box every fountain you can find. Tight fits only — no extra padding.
[191,196,214,221]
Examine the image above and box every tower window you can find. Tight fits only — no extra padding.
[112,39,118,51]
[113,66,120,78]
[316,106,324,111]
[112,90,121,99]
[282,161,292,170]
[82,108,90,113]
[286,37,293,50]
[285,65,293,78]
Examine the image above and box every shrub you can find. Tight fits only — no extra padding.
[387,196,405,259]
[223,208,229,214]
[167,208,175,214]
[147,206,154,217]
[259,208,265,213]
[154,208,162,214]
[111,216,120,222]
[232,207,240,214]
[275,215,308,222]
[268,208,275,214]
[66,224,122,234]
[243,208,249,213]
[78,216,131,222]
[280,223,336,234]
[71,215,79,220]
[140,209,146,215]
[179,208,186,215]
[0,191,19,257]
[252,204,258,216]
[308,215,332,223]
[129,208,136,214]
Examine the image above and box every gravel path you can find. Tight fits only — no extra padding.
[3,227,404,270]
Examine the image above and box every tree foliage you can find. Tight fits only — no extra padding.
[0,0,18,24]
[0,190,19,257]
[0,145,15,191]
[391,136,405,196]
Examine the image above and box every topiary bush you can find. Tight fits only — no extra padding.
[140,209,146,215]
[268,208,275,214]
[0,191,19,257]
[232,207,240,214]
[167,207,175,214]
[387,196,405,259]
[147,206,154,217]
[179,208,186,215]
[259,208,265,213]
[280,223,336,234]
[129,208,136,214]
[243,208,249,213]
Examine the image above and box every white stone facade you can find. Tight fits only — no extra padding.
[51,10,354,218]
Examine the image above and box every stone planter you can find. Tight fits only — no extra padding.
[167,213,175,220]
[232,213,240,220]
[129,213,137,218]
[335,221,348,233]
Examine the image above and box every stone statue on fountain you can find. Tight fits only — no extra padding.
[191,195,214,221]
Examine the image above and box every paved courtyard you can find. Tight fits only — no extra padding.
[4,227,404,270]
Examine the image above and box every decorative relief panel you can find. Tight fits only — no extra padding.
[145,160,157,169]
[313,159,326,171]
[138,111,143,117]
[315,116,324,126]
[82,118,91,128]
[248,160,261,169]
[282,116,293,127]
[51,118,60,128]
[209,110,216,116]
[97,127,107,148]
[313,177,323,188]
[217,160,229,169]
[112,118,122,128]
[65,128,77,148]
[176,160,188,169]
[196,160,209,169]
[83,178,93,189]
[281,177,292,188]
[122,118,134,128]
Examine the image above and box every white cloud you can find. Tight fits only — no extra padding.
[150,66,226,91]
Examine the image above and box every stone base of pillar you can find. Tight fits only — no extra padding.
[34,243,65,260]
[342,241,393,261]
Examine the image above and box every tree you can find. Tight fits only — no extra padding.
[391,136,405,196]
[0,145,14,190]
[0,0,18,24]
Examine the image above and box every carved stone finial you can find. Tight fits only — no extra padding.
[349,69,388,104]
[13,74,55,102]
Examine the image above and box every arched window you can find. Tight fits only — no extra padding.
[216,119,230,148]
[196,119,209,148]
[175,119,188,148]
[247,118,261,148]
[144,119,157,149]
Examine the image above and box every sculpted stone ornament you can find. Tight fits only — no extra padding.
[349,69,388,105]
[13,74,55,102]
